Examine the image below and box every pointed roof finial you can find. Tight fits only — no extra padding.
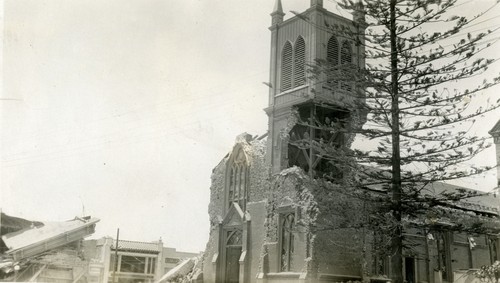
[271,0,285,26]
[353,0,367,28]
[273,0,283,14]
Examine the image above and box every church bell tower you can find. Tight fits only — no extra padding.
[265,0,367,177]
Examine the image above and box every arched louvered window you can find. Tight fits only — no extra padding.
[340,41,352,65]
[281,42,293,92]
[327,36,339,88]
[294,37,306,87]
[340,41,353,90]
[327,36,339,65]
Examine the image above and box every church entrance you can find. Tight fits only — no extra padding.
[224,230,242,283]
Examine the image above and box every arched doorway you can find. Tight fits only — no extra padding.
[224,230,242,283]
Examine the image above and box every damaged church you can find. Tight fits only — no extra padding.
[198,1,500,283]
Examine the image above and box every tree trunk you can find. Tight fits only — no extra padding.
[389,0,403,283]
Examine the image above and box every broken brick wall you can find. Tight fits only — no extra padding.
[263,168,318,274]
[202,137,270,283]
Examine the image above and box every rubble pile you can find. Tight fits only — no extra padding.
[157,255,203,283]
[0,212,99,282]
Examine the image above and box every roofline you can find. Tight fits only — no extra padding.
[489,119,500,136]
[5,218,100,260]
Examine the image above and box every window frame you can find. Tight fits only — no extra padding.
[280,36,307,93]
[278,207,296,272]
[281,41,294,92]
[225,146,249,213]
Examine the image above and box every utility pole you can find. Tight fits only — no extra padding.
[112,228,120,283]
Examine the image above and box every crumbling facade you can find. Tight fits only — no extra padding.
[200,1,500,283]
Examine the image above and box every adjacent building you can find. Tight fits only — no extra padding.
[84,238,198,283]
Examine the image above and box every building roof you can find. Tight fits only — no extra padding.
[489,119,500,137]
[2,217,99,260]
[426,182,499,216]
[111,239,161,254]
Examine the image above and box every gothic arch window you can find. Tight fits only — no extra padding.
[226,230,243,246]
[281,41,293,92]
[280,37,307,93]
[294,36,306,87]
[227,148,248,211]
[327,36,339,65]
[327,36,339,88]
[340,40,352,65]
[340,40,353,91]
[280,212,295,271]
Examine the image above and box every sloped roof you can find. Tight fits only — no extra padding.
[2,217,99,251]
[2,217,99,260]
[363,180,498,216]
[111,239,161,253]
[489,119,500,136]
[425,182,499,215]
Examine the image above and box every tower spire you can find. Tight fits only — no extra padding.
[273,0,283,14]
[353,0,366,27]
[271,0,285,26]
[310,0,323,7]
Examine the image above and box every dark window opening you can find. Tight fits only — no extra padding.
[326,36,339,88]
[340,41,353,91]
[280,213,295,272]
[120,255,146,274]
[287,104,349,180]
[405,257,415,283]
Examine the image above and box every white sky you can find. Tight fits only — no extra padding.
[1,0,499,253]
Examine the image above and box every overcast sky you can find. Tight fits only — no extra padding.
[1,0,499,253]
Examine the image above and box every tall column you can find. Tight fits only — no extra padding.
[267,0,285,172]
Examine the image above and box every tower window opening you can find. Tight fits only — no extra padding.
[287,104,349,180]
[280,37,307,93]
[294,36,306,87]
[340,41,353,91]
[326,36,339,89]
[281,42,293,92]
